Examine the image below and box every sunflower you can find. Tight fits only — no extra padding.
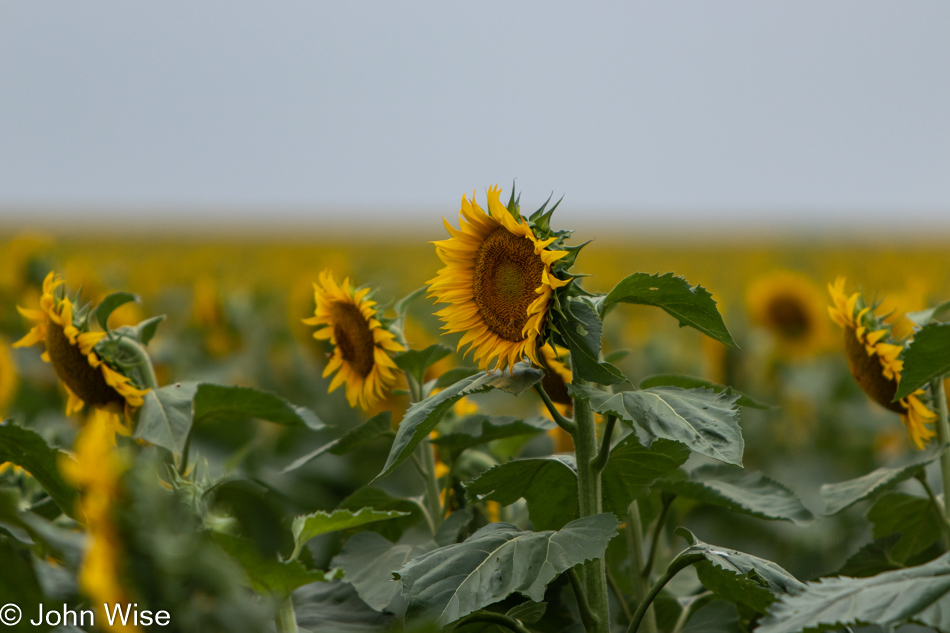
[60,409,141,633]
[0,339,18,414]
[746,270,828,357]
[303,271,404,410]
[828,277,937,449]
[428,185,571,371]
[13,272,149,435]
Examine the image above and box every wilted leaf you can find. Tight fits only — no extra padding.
[556,297,626,385]
[375,365,543,481]
[674,528,804,613]
[395,514,619,626]
[134,382,197,454]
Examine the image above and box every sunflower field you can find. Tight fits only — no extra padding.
[2,187,950,633]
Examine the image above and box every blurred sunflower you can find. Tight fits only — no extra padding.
[0,339,18,414]
[13,272,149,435]
[746,271,828,357]
[428,185,570,371]
[539,344,575,453]
[304,271,404,410]
[60,409,141,633]
[828,277,937,449]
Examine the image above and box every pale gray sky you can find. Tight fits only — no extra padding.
[1,2,948,227]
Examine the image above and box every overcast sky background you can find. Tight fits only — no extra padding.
[1,2,948,230]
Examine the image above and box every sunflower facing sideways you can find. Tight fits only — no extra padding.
[428,185,573,371]
[13,272,149,435]
[304,271,404,410]
[828,277,937,449]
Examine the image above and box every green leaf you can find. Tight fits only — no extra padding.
[557,297,626,385]
[601,272,736,347]
[134,382,198,454]
[867,492,943,562]
[674,527,804,613]
[639,374,770,409]
[211,532,341,597]
[115,314,165,345]
[374,364,544,481]
[291,508,410,561]
[0,422,78,519]
[658,465,814,524]
[682,601,741,633]
[435,509,475,547]
[429,415,554,454]
[92,291,138,330]
[601,436,690,517]
[757,552,950,633]
[570,384,743,466]
[464,455,579,530]
[395,286,428,317]
[466,437,689,528]
[819,450,944,515]
[835,534,903,578]
[894,322,950,400]
[395,514,619,626]
[337,488,424,542]
[906,300,950,326]
[395,344,452,385]
[194,383,324,430]
[433,366,481,390]
[282,412,392,473]
[505,601,547,624]
[293,580,395,632]
[333,530,433,612]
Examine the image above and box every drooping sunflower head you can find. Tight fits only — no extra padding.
[428,185,573,371]
[13,272,149,427]
[303,271,405,410]
[828,277,937,449]
[746,270,828,356]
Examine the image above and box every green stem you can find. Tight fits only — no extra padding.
[592,416,617,472]
[918,474,950,546]
[627,502,656,633]
[452,612,531,633]
[275,597,299,633]
[408,374,443,530]
[643,494,675,578]
[116,337,159,389]
[536,384,577,434]
[932,377,950,525]
[572,378,610,633]
[569,567,600,632]
[626,556,698,633]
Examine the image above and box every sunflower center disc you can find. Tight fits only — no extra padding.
[45,321,124,406]
[331,302,376,378]
[473,227,545,342]
[843,326,904,413]
[767,295,810,339]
